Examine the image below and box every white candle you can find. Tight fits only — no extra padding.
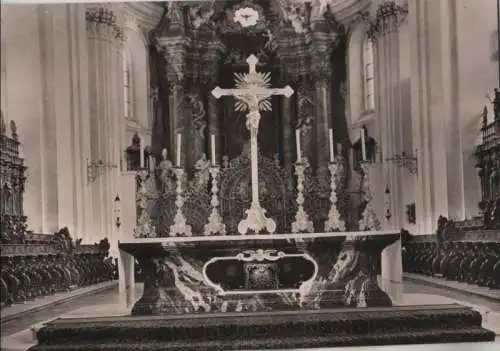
[295,129,302,163]
[210,134,216,166]
[176,133,181,167]
[360,128,367,161]
[139,139,145,169]
[328,128,335,163]
[149,155,155,172]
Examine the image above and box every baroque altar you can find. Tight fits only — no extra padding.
[28,1,496,349]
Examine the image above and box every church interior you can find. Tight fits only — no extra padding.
[1,0,500,350]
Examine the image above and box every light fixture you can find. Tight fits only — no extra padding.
[385,150,418,175]
[114,194,122,229]
[87,158,118,183]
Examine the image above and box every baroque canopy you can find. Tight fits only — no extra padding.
[150,0,358,84]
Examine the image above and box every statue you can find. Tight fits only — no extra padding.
[278,0,310,33]
[188,2,215,29]
[158,148,174,193]
[191,153,210,192]
[10,121,18,141]
[185,93,206,167]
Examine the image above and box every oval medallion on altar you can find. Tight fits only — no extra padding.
[203,249,317,295]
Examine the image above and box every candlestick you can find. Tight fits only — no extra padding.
[176,133,181,167]
[358,163,381,231]
[139,138,145,169]
[203,166,226,236]
[360,128,367,161]
[169,167,192,237]
[296,129,302,163]
[149,155,154,172]
[291,162,314,233]
[328,128,335,163]
[324,162,345,232]
[210,134,216,166]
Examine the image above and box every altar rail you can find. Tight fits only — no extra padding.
[401,217,500,291]
[1,230,116,309]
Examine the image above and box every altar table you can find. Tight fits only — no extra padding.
[118,230,402,314]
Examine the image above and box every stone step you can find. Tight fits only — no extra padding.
[28,304,496,350]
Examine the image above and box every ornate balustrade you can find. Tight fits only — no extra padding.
[0,229,116,309]
[401,217,500,290]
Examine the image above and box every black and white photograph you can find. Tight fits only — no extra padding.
[0,0,499,350]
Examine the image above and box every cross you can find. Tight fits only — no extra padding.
[211,55,294,235]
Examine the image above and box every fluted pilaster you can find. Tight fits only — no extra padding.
[86,5,125,245]
[369,0,408,229]
[408,0,463,232]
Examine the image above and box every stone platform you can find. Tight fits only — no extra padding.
[28,304,495,350]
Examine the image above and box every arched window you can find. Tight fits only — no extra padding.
[123,52,132,119]
[363,37,375,111]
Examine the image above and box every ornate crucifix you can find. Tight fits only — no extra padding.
[212,55,294,234]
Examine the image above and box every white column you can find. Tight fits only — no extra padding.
[86,5,125,244]
[372,5,404,229]
[371,0,405,284]
[408,0,464,233]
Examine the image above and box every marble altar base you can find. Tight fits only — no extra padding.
[118,231,402,314]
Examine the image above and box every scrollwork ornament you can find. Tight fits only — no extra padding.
[366,1,408,41]
[85,7,126,43]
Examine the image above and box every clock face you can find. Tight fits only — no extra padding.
[233,7,260,28]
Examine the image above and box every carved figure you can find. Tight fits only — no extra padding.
[158,148,174,193]
[188,2,215,29]
[10,120,18,140]
[278,0,310,33]
[323,239,392,308]
[191,153,210,192]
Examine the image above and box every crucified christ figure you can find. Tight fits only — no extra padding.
[211,55,294,234]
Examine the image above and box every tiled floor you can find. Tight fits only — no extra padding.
[1,279,499,351]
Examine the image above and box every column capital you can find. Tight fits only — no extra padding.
[158,36,190,84]
[85,7,126,43]
[366,1,408,41]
